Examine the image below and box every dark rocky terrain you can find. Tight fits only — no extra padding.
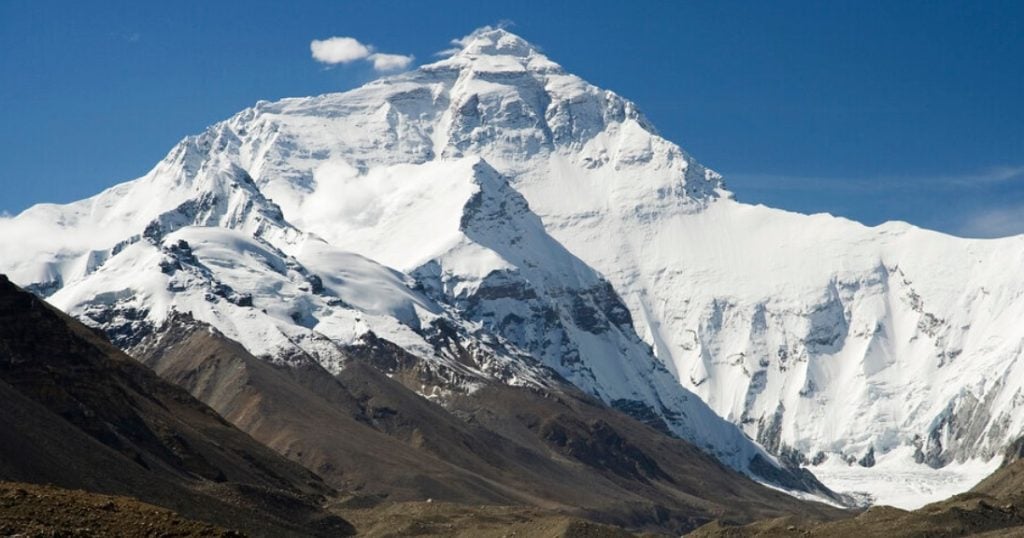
[0,274,353,537]
[0,481,239,537]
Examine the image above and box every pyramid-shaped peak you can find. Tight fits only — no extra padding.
[453,27,542,59]
[425,27,562,74]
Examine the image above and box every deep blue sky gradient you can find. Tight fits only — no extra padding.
[1,1,1022,236]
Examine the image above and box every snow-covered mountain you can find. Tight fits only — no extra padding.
[2,27,1021,506]
[0,28,814,496]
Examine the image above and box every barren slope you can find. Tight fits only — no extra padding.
[0,275,353,537]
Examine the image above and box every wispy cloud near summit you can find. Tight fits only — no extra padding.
[728,165,1024,194]
[367,52,413,71]
[959,204,1024,238]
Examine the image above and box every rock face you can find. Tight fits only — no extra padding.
[3,27,1023,502]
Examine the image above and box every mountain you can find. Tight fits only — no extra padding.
[0,275,354,536]
[0,33,807,492]
[2,26,1021,506]
[1,273,841,536]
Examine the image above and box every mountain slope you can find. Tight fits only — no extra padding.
[971,435,1024,499]
[0,275,353,537]
[136,311,845,534]
[0,128,805,488]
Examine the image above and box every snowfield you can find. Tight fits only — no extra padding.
[2,27,1022,507]
[812,447,1001,509]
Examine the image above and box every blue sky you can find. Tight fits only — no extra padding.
[2,1,1022,236]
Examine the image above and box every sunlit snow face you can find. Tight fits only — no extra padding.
[306,160,383,227]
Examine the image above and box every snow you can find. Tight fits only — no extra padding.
[293,158,492,272]
[812,447,1000,509]
[528,192,1024,474]
[2,26,1022,505]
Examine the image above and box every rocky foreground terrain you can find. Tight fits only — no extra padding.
[0,482,239,538]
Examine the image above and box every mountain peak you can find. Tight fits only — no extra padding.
[454,27,537,58]
[426,27,561,74]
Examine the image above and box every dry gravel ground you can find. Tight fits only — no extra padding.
[0,482,651,537]
[330,496,646,537]
[0,481,241,537]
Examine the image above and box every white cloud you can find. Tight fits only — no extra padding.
[449,25,494,50]
[728,165,1024,194]
[310,36,415,72]
[449,22,516,49]
[433,47,462,58]
[953,165,1024,186]
[302,160,384,227]
[368,53,414,71]
[0,213,137,265]
[310,36,372,64]
[958,205,1024,238]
